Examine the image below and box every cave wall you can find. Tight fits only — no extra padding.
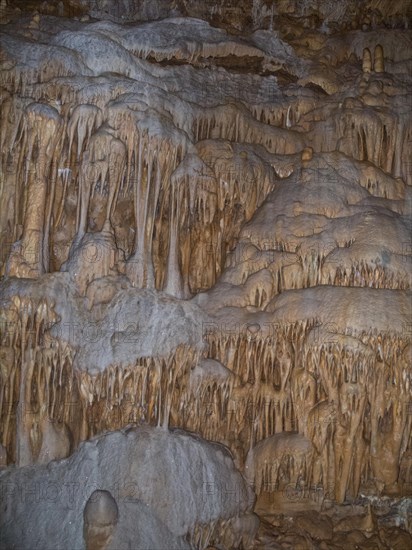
[0,0,411,548]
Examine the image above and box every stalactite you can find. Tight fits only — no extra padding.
[6,103,63,278]
[164,179,185,298]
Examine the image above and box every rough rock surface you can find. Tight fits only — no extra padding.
[0,426,254,549]
[0,0,411,547]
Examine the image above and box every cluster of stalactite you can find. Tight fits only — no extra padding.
[219,244,410,309]
[80,345,199,437]
[189,513,259,550]
[0,296,76,465]
[2,296,409,504]
[184,326,411,503]
[180,324,307,458]
[0,297,201,465]
[327,262,409,289]
[0,86,300,295]
[0,11,411,524]
[301,332,411,502]
[1,33,411,297]
[295,45,412,184]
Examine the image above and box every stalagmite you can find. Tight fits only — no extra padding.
[301,147,313,161]
[374,44,385,72]
[83,490,119,550]
[362,47,372,72]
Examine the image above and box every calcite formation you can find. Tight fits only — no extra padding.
[1,427,255,549]
[0,0,411,548]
